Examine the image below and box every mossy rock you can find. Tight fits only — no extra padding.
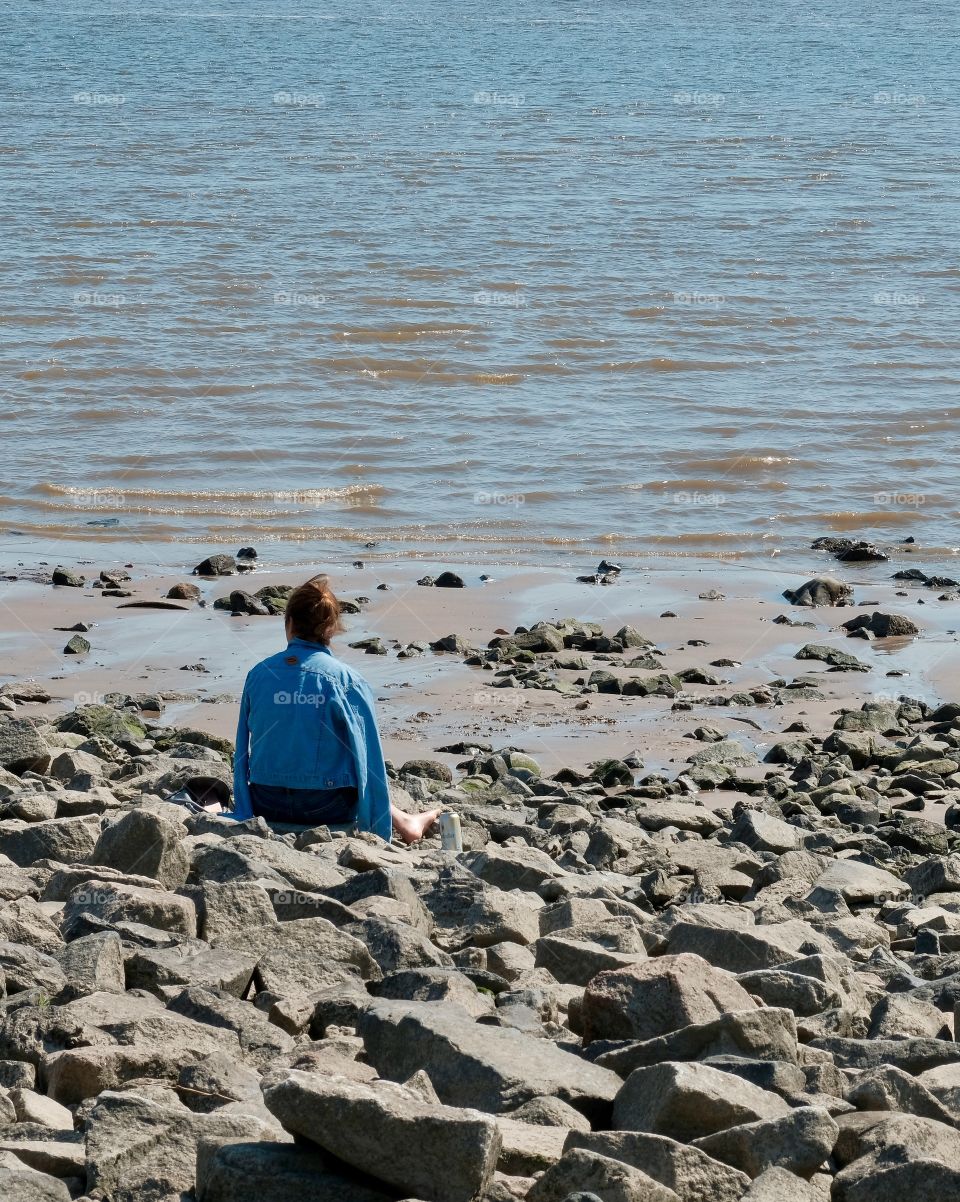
[505,752,542,777]
[590,758,634,788]
[152,727,235,763]
[56,704,147,743]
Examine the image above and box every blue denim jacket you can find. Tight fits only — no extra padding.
[231,637,391,839]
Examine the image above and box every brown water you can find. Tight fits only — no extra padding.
[3,1,958,567]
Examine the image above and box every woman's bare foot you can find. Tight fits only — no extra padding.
[391,806,441,845]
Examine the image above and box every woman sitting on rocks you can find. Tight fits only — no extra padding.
[232,573,439,844]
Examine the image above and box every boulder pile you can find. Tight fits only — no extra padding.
[2,692,960,1198]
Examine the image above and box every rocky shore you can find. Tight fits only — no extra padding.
[2,551,960,1199]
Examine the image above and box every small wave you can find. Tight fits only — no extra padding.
[773,509,924,529]
[628,477,788,493]
[334,325,481,343]
[602,358,740,372]
[37,482,386,503]
[666,454,809,475]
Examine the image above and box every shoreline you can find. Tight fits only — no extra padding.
[1,547,958,801]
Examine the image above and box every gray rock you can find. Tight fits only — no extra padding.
[195,1139,397,1202]
[612,1061,790,1141]
[565,1131,750,1202]
[63,879,197,939]
[85,1086,278,1202]
[666,919,833,973]
[740,1167,818,1201]
[0,1162,71,1202]
[847,1064,958,1126]
[832,1114,960,1201]
[264,1069,500,1202]
[0,719,52,775]
[0,815,99,867]
[692,1105,838,1177]
[56,930,125,998]
[226,916,380,994]
[526,1148,680,1202]
[782,577,853,607]
[596,1009,798,1077]
[728,809,799,854]
[360,999,621,1120]
[167,986,295,1071]
[582,954,756,1045]
[462,845,566,892]
[90,809,189,888]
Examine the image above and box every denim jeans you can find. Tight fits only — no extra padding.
[249,782,358,826]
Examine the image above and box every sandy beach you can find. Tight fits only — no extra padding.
[2,543,958,801]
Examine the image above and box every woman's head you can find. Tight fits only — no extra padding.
[283,574,344,645]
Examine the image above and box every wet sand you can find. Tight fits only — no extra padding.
[1,549,958,805]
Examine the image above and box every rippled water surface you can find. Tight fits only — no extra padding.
[2,0,959,562]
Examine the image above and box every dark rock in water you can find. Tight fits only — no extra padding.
[893,568,959,588]
[430,634,472,654]
[212,590,270,616]
[349,637,388,655]
[167,582,201,601]
[597,560,622,575]
[435,571,465,588]
[52,566,85,587]
[99,568,131,587]
[254,584,294,615]
[86,516,120,527]
[591,758,634,787]
[812,537,889,562]
[699,590,724,601]
[54,622,92,632]
[417,575,436,586]
[841,611,920,638]
[63,634,91,655]
[237,546,258,559]
[772,614,816,626]
[193,554,236,577]
[376,582,391,590]
[795,644,868,671]
[782,577,853,607]
[118,600,189,610]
